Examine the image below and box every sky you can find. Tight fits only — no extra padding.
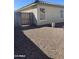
[14,0,64,10]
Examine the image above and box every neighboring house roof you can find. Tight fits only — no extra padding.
[16,1,64,12]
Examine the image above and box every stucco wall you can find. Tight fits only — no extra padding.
[37,4,64,25]
[16,4,64,26]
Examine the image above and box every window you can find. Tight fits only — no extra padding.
[60,10,64,18]
[40,8,45,20]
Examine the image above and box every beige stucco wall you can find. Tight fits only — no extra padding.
[17,4,64,26]
[37,4,64,25]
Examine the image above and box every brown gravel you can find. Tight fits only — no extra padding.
[23,27,64,59]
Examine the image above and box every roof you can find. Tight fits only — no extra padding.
[16,1,64,12]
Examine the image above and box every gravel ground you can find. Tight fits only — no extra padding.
[23,27,64,59]
[14,27,52,59]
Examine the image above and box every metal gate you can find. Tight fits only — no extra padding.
[21,13,33,25]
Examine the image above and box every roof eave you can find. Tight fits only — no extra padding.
[16,3,37,12]
[16,2,64,12]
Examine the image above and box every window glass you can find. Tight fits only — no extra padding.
[40,8,45,20]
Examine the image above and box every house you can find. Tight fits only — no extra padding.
[14,0,64,27]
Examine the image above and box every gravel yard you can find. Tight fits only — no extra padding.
[23,27,64,59]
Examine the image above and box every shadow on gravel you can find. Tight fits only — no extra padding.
[21,25,38,30]
[21,24,52,30]
[14,27,53,59]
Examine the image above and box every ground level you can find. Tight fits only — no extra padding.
[15,26,64,59]
[23,27,64,59]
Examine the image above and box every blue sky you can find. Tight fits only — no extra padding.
[14,0,64,10]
